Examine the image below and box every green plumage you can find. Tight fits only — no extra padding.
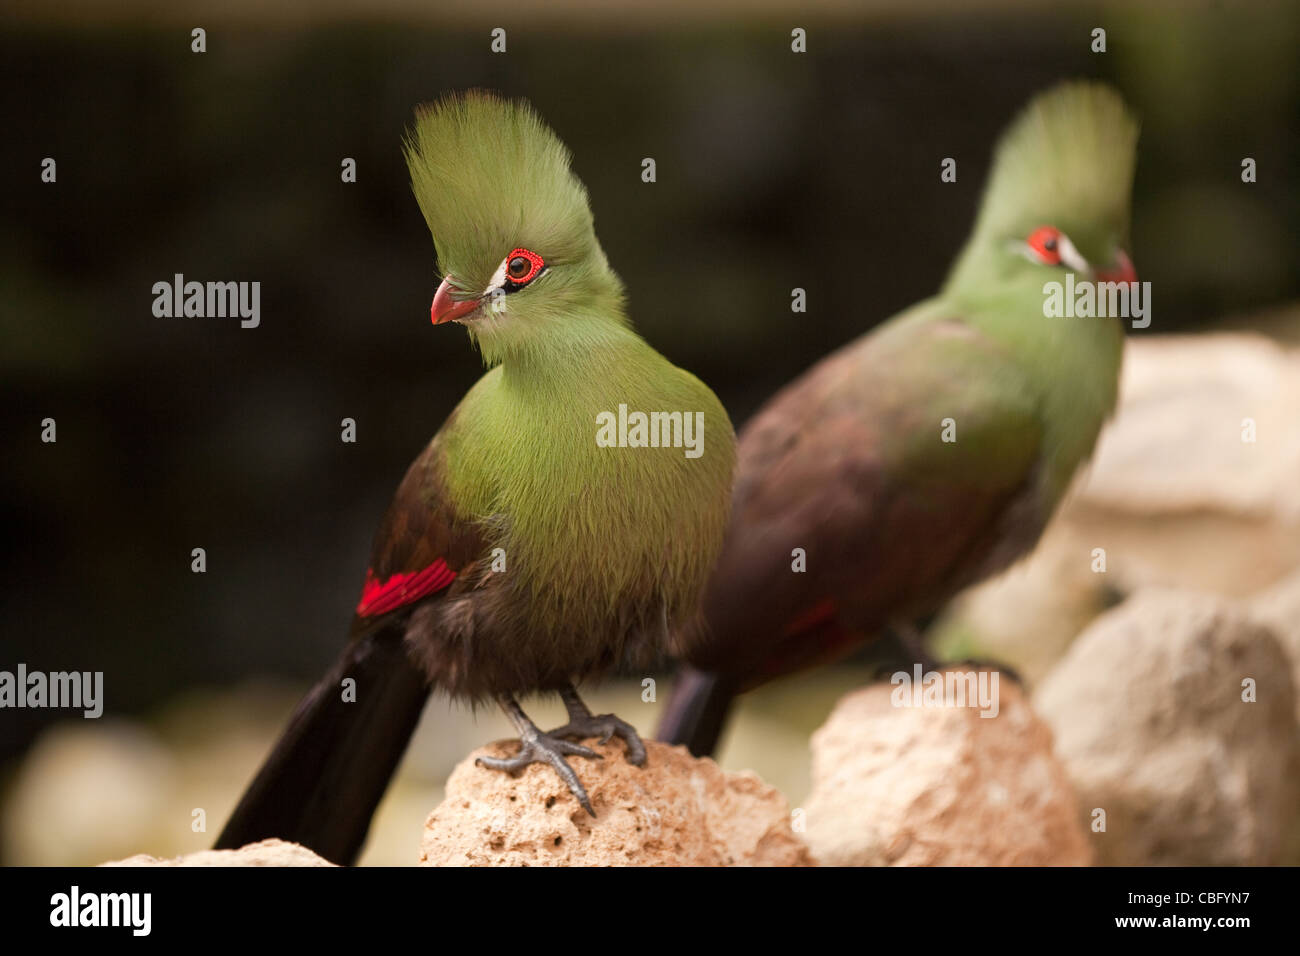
[835,81,1138,559]
[987,82,1137,246]
[947,82,1140,295]
[943,81,1138,502]
[404,91,627,369]
[402,92,736,690]
[665,81,1141,723]
[406,91,599,291]
[216,91,735,856]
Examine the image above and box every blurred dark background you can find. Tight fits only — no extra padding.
[2,0,1298,856]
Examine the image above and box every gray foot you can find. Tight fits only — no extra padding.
[475,731,602,816]
[549,712,647,766]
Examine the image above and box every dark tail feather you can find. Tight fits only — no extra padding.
[215,627,430,865]
[656,666,738,758]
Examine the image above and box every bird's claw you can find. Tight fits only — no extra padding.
[475,731,602,816]
[548,713,647,766]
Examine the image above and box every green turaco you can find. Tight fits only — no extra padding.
[216,91,735,863]
[659,81,1140,756]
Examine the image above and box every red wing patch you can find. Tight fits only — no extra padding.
[753,596,858,684]
[784,597,837,637]
[356,559,457,617]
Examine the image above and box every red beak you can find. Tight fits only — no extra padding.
[430,277,480,325]
[1096,250,1137,285]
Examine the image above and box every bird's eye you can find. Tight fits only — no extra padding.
[1025,226,1063,266]
[502,247,544,286]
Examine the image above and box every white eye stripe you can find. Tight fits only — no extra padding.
[482,255,545,295]
[1056,235,1091,274]
[1009,232,1092,274]
[483,257,510,295]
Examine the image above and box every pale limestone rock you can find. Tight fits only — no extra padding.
[1035,589,1300,865]
[103,838,333,867]
[935,332,1300,683]
[1081,333,1300,525]
[3,721,178,866]
[419,738,812,866]
[802,672,1090,866]
[1249,565,1300,722]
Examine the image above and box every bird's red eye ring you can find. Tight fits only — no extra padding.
[504,248,544,285]
[1025,226,1062,265]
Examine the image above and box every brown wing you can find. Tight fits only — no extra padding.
[685,314,1045,683]
[348,435,488,636]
